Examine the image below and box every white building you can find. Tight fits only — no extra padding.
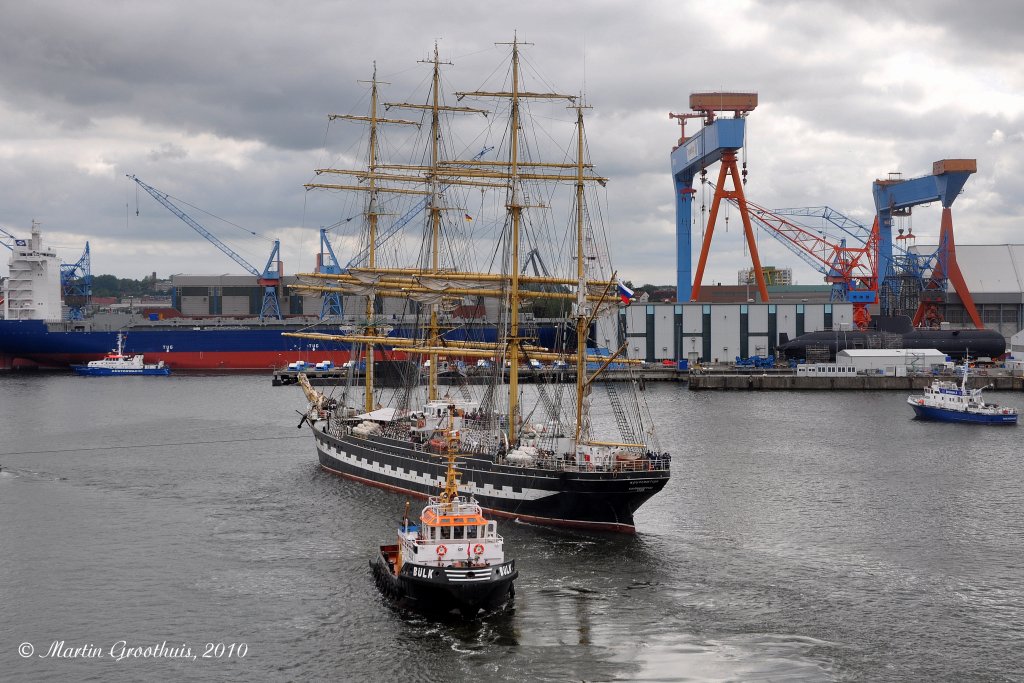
[1006,330,1024,375]
[2,222,62,321]
[836,348,950,374]
[620,301,853,364]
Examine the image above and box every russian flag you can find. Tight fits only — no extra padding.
[617,280,634,305]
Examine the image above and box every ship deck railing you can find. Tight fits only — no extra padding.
[329,423,670,474]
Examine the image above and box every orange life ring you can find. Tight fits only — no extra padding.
[436,544,447,557]
[473,543,485,555]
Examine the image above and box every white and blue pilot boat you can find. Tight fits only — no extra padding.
[907,367,1016,425]
[370,430,517,618]
[71,333,171,376]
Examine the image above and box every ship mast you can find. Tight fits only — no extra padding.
[364,66,381,414]
[573,104,590,445]
[293,39,631,444]
[384,43,487,401]
[456,36,577,443]
[305,64,419,413]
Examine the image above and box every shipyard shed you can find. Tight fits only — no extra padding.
[618,299,852,364]
[910,243,1024,340]
[836,348,950,374]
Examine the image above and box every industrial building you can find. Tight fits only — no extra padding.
[616,246,1024,365]
[619,299,852,365]
[836,348,950,374]
[908,244,1024,340]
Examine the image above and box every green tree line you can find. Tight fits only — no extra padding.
[91,275,157,298]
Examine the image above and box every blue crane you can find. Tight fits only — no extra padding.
[128,175,283,320]
[0,225,17,251]
[670,93,765,303]
[871,159,982,327]
[0,224,22,250]
[60,242,92,320]
[316,227,343,317]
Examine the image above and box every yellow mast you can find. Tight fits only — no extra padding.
[364,66,380,414]
[439,405,461,509]
[505,39,523,443]
[573,104,589,445]
[427,47,443,401]
[301,40,616,444]
[380,44,486,403]
[455,37,575,444]
[321,65,418,414]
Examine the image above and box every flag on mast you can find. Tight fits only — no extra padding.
[617,281,634,305]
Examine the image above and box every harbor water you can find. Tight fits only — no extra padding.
[2,375,1022,681]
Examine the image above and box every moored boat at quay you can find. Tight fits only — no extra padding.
[294,39,670,533]
[71,333,171,376]
[907,366,1017,424]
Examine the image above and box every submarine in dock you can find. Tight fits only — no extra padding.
[777,316,1006,361]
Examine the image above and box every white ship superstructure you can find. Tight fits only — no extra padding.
[2,222,62,321]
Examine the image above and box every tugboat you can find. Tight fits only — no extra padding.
[370,408,517,617]
[907,365,1017,425]
[71,333,171,376]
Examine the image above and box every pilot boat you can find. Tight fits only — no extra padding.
[907,366,1016,424]
[370,414,517,617]
[71,333,171,376]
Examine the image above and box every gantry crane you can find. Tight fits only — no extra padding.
[872,159,983,328]
[128,175,283,320]
[670,92,764,303]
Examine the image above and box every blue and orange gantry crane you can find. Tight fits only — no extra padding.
[669,92,983,331]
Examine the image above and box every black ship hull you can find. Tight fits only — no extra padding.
[371,552,517,617]
[312,424,669,533]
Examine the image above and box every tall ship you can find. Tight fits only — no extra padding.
[294,38,670,533]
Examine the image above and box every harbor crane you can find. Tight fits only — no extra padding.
[872,159,982,328]
[769,192,982,330]
[735,200,879,329]
[0,225,17,251]
[315,227,344,318]
[670,92,765,303]
[60,242,92,320]
[128,175,283,320]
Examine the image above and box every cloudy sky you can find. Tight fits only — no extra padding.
[1,0,1022,291]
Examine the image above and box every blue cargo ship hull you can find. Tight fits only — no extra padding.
[0,318,564,371]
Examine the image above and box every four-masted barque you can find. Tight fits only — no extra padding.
[293,38,670,532]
